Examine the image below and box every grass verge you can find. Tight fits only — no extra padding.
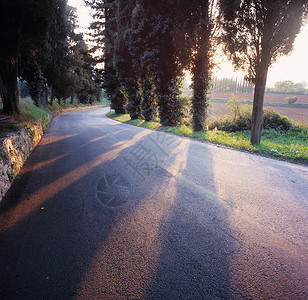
[106,112,308,165]
[1,98,109,137]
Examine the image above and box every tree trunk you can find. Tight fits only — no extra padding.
[70,93,74,105]
[251,64,269,145]
[125,79,142,120]
[192,49,209,132]
[0,57,20,115]
[50,87,54,105]
[43,84,48,107]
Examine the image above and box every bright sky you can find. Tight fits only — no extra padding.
[68,0,308,88]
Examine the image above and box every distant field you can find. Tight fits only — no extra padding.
[208,91,308,122]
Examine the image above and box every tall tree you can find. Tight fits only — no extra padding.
[87,0,127,114]
[143,0,183,126]
[0,0,54,115]
[220,0,308,145]
[129,0,158,121]
[115,0,142,119]
[185,0,219,132]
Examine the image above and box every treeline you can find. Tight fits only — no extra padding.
[1,1,307,145]
[211,77,254,93]
[266,80,307,95]
[0,0,100,114]
[87,0,219,131]
[211,78,307,95]
[86,0,307,144]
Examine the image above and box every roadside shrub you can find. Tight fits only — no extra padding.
[209,109,295,132]
[263,109,293,131]
[285,96,297,105]
[209,112,251,132]
[227,93,251,120]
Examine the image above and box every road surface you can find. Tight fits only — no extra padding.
[0,107,307,299]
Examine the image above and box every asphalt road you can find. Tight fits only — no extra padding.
[0,107,307,299]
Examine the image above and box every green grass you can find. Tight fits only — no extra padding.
[106,111,308,165]
[126,119,145,126]
[140,122,161,130]
[21,102,51,122]
[106,112,162,130]
[20,98,52,133]
[106,112,131,122]
[1,98,107,138]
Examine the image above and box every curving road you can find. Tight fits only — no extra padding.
[0,107,307,299]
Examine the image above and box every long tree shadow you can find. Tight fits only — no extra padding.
[72,135,234,299]
[0,163,122,299]
[1,110,235,298]
[144,141,233,299]
[0,111,156,299]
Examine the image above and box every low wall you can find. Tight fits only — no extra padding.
[0,123,44,202]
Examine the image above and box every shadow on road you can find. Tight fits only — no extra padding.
[0,110,154,299]
[2,109,305,298]
[143,141,233,299]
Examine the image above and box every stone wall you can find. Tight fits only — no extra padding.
[0,123,44,201]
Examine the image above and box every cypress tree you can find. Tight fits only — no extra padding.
[87,0,127,114]
[0,0,55,114]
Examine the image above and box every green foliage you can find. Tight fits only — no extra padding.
[47,102,61,111]
[263,109,293,131]
[208,114,250,132]
[126,119,144,126]
[106,108,308,164]
[220,0,308,144]
[115,0,142,120]
[181,96,192,126]
[227,93,251,120]
[209,109,296,133]
[7,170,15,182]
[87,0,127,115]
[286,96,298,105]
[0,149,10,164]
[140,78,158,122]
[20,98,51,121]
[274,80,306,94]
[210,93,296,133]
[160,124,193,137]
[106,112,131,123]
[188,1,218,132]
[140,122,161,130]
[106,111,161,129]
[220,1,307,83]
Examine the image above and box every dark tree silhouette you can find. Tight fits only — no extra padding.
[0,0,55,114]
[220,0,308,144]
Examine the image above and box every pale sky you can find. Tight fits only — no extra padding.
[68,0,308,88]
